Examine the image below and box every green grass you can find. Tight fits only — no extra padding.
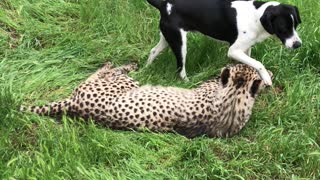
[0,0,319,178]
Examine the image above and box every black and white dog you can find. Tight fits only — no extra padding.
[146,0,302,85]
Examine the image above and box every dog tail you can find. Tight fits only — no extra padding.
[147,0,165,10]
[20,98,72,117]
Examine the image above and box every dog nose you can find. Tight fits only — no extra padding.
[292,41,301,49]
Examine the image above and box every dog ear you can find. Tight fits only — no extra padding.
[260,9,275,34]
[250,80,262,97]
[221,67,230,87]
[293,6,301,25]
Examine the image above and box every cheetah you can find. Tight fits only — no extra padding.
[21,63,272,138]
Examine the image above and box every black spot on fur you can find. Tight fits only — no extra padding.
[253,1,267,9]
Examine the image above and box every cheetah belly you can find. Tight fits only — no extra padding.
[104,86,202,131]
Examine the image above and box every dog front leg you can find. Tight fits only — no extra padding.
[245,48,251,56]
[228,48,272,86]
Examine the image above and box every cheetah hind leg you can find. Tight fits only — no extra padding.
[85,62,114,82]
[99,62,138,80]
[85,62,138,82]
[113,62,138,75]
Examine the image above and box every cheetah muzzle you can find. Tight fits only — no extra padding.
[21,63,272,138]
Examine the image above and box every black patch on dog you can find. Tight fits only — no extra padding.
[292,6,302,26]
[260,6,276,34]
[253,1,267,9]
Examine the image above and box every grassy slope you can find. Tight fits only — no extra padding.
[0,0,319,178]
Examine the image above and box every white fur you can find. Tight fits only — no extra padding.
[228,1,281,86]
[246,48,252,56]
[285,15,302,48]
[167,3,173,15]
[180,29,188,81]
[231,1,281,51]
[147,32,168,65]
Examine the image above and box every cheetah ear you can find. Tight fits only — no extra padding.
[250,80,262,97]
[221,67,230,87]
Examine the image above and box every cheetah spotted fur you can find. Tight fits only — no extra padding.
[22,63,272,138]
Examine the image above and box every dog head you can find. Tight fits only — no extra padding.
[260,4,302,49]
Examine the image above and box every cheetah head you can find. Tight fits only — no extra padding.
[220,64,273,97]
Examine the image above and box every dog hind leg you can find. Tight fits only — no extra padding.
[146,32,168,65]
[161,25,189,80]
[179,29,188,81]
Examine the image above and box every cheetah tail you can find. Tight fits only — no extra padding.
[20,98,72,117]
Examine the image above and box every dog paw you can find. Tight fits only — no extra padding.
[261,73,273,86]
